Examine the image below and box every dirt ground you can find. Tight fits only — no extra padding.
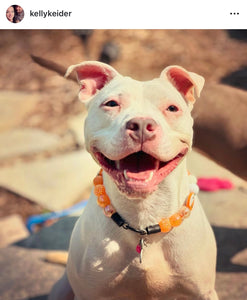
[1,29,247,221]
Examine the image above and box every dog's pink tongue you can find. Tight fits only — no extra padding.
[126,170,153,181]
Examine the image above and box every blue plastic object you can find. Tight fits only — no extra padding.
[26,200,88,233]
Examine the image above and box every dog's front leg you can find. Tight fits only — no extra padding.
[202,289,219,300]
[48,271,74,300]
[176,290,218,300]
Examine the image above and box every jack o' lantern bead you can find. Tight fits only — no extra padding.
[178,206,191,219]
[159,218,172,233]
[94,184,105,196]
[169,213,182,227]
[93,175,103,186]
[103,204,116,217]
[186,192,195,211]
[97,194,110,208]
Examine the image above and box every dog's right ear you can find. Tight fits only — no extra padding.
[160,65,204,104]
[65,61,119,102]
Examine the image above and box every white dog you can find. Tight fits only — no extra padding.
[49,62,218,300]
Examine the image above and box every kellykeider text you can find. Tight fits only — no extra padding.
[29,10,72,18]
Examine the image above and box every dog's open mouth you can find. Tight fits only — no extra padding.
[94,149,187,195]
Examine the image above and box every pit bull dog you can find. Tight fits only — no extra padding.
[49,62,218,300]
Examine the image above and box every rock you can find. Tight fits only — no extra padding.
[73,29,94,46]
[0,128,61,160]
[221,66,247,90]
[192,83,247,180]
[45,250,68,265]
[231,248,247,267]
[216,272,247,300]
[16,216,77,250]
[0,214,29,248]
[187,150,246,188]
[0,150,99,211]
[0,91,40,133]
[0,246,64,300]
[227,29,247,41]
[200,187,247,228]
[67,113,86,147]
[187,150,247,228]
[99,41,120,64]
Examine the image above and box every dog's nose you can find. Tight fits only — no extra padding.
[126,117,158,142]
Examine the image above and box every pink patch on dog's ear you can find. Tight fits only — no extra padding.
[65,61,119,102]
[167,68,195,102]
[161,66,204,103]
[77,65,110,101]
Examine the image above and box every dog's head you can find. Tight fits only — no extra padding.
[66,61,204,198]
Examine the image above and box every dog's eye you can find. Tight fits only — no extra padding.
[104,100,119,107]
[167,105,179,112]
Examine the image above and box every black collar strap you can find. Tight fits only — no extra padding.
[111,212,161,235]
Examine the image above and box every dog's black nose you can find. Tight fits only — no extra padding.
[126,117,158,142]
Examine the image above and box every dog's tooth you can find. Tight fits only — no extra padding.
[124,169,129,180]
[115,160,120,170]
[145,171,154,182]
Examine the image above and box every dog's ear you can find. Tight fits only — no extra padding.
[160,66,204,103]
[65,61,119,102]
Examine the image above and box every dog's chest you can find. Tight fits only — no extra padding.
[118,247,171,286]
[91,240,174,298]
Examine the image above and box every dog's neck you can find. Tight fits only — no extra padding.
[102,159,190,230]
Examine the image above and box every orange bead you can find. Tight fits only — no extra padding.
[93,175,103,186]
[97,194,110,208]
[159,218,172,233]
[103,204,116,217]
[186,192,195,211]
[178,206,191,219]
[169,213,182,227]
[94,184,105,196]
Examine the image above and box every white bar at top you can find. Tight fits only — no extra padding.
[0,0,246,29]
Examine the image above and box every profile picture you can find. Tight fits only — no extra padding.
[6,5,24,23]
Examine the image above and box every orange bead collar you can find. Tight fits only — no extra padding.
[93,169,198,263]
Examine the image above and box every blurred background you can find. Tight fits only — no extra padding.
[0,29,247,300]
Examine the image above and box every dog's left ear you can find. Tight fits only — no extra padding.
[160,66,204,103]
[65,61,119,102]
